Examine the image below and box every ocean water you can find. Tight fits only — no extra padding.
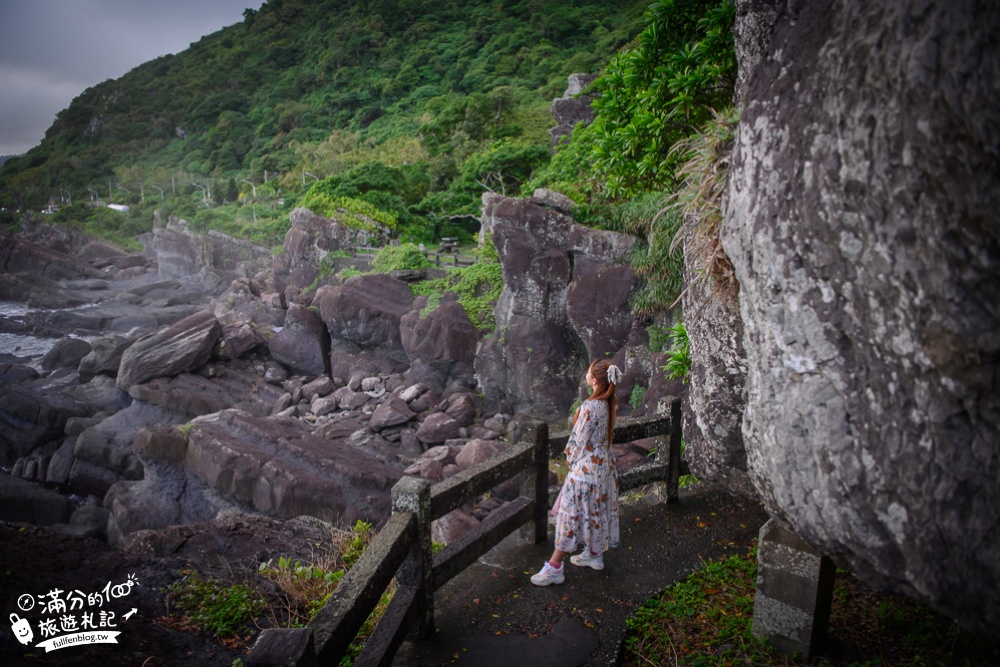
[0,300,58,357]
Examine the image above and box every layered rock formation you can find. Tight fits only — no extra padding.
[144,214,273,294]
[686,0,1000,635]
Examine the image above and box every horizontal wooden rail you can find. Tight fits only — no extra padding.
[430,440,535,518]
[432,495,535,590]
[247,397,682,667]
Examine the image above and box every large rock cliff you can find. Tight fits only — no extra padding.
[692,0,1000,635]
[476,190,642,419]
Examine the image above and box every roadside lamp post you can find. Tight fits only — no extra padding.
[192,183,208,207]
[240,179,257,224]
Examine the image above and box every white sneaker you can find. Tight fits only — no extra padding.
[570,550,604,570]
[530,561,565,586]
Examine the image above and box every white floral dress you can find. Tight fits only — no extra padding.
[554,399,620,554]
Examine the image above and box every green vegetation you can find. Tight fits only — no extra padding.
[662,321,691,383]
[165,520,392,665]
[629,383,647,411]
[1,0,743,395]
[0,0,650,248]
[166,570,265,636]
[410,258,504,332]
[530,0,737,319]
[258,520,382,631]
[623,546,1000,666]
[669,106,739,302]
[371,243,433,272]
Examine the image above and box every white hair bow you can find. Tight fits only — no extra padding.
[607,364,623,386]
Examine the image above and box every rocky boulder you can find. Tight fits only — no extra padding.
[269,303,330,376]
[40,338,92,371]
[146,215,272,294]
[0,382,88,464]
[184,409,401,525]
[127,368,284,419]
[0,475,74,525]
[316,273,414,364]
[715,0,1000,635]
[400,299,480,392]
[212,278,285,361]
[116,310,221,391]
[79,334,134,380]
[476,191,638,419]
[0,232,100,282]
[272,207,392,294]
[549,73,599,152]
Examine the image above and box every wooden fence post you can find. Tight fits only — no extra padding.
[520,422,549,544]
[391,476,434,639]
[651,396,683,503]
[666,396,682,502]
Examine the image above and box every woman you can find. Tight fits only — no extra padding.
[531,359,622,586]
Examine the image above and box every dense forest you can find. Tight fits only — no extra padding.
[0,0,736,318]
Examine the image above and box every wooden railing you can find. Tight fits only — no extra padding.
[246,397,683,667]
[351,245,476,268]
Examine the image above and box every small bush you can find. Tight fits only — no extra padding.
[410,259,503,332]
[662,321,690,383]
[371,243,432,272]
[166,570,265,636]
[301,190,398,230]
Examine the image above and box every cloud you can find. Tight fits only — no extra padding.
[0,0,256,155]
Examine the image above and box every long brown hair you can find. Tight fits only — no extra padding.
[572,359,618,447]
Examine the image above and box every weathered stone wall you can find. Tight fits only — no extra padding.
[722,0,1000,634]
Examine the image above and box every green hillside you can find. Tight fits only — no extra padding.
[1,0,736,316]
[1,1,643,221]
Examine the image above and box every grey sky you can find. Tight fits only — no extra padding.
[0,0,258,156]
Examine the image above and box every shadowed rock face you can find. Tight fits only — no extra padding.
[710,0,1000,635]
[116,310,221,391]
[147,216,272,294]
[185,409,401,525]
[476,191,639,419]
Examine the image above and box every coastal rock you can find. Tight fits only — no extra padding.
[316,273,413,362]
[369,396,416,432]
[400,300,480,392]
[454,439,506,469]
[40,338,92,371]
[440,391,479,427]
[185,410,401,524]
[272,207,391,294]
[148,216,272,294]
[0,475,74,525]
[116,310,221,391]
[0,232,100,283]
[79,334,134,380]
[718,0,1000,634]
[549,73,599,152]
[127,368,283,419]
[476,193,637,419]
[415,412,462,446]
[0,382,88,464]
[269,303,330,376]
